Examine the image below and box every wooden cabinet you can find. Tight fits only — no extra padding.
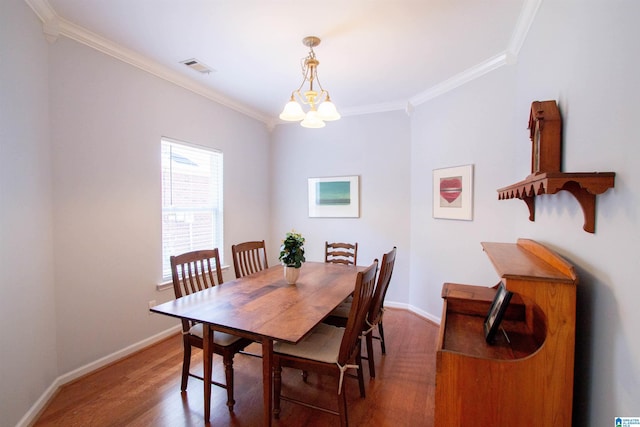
[435,239,577,426]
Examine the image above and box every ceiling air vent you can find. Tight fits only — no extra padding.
[180,58,215,74]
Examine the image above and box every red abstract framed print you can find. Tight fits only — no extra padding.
[432,164,474,220]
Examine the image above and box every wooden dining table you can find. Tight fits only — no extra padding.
[150,261,363,426]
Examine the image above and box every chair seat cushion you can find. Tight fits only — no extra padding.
[329,301,351,319]
[189,323,245,346]
[274,323,345,364]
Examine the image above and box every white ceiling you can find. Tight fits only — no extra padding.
[30,0,534,125]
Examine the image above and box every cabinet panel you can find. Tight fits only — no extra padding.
[435,239,577,427]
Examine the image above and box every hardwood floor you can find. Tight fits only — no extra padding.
[33,309,438,426]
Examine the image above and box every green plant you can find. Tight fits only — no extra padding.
[278,231,306,268]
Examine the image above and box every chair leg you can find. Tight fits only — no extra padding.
[365,331,376,378]
[378,321,387,355]
[181,339,192,391]
[338,384,349,427]
[223,355,235,411]
[273,362,282,419]
[356,350,366,398]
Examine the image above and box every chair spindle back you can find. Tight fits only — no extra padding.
[369,247,397,325]
[231,240,268,278]
[338,260,378,366]
[171,249,224,299]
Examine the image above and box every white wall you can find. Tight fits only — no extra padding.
[270,112,412,307]
[0,1,57,426]
[514,1,639,423]
[47,37,270,375]
[4,0,639,426]
[409,65,522,318]
[409,0,640,424]
[1,2,270,423]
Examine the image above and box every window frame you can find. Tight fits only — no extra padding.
[160,137,224,283]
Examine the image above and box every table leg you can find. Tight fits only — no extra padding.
[262,339,273,427]
[203,324,213,423]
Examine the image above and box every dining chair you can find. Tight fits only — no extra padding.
[170,249,253,411]
[325,241,358,266]
[231,240,269,278]
[272,260,379,427]
[325,246,397,378]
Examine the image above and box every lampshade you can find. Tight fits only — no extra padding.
[300,110,326,128]
[316,100,341,121]
[280,36,339,128]
[279,100,305,121]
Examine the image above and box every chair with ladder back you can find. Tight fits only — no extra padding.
[325,241,358,266]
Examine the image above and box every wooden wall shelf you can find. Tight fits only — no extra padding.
[497,172,615,233]
[498,100,616,233]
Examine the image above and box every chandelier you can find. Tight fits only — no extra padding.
[279,36,341,128]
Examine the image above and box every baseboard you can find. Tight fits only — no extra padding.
[16,325,181,427]
[385,301,441,325]
[18,304,440,426]
[17,376,62,427]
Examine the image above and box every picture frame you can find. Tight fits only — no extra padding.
[308,176,360,218]
[484,281,513,344]
[432,164,474,220]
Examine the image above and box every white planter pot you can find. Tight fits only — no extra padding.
[284,265,301,284]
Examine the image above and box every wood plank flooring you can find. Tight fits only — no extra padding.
[33,309,438,426]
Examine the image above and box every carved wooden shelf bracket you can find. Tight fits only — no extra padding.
[498,172,615,233]
[498,100,616,233]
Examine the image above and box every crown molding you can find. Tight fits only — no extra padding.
[409,52,509,106]
[24,0,56,22]
[408,0,541,108]
[23,0,271,125]
[308,0,541,116]
[507,0,543,59]
[340,100,409,117]
[24,0,540,123]
[272,99,408,128]
[59,19,270,123]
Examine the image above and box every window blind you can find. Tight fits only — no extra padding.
[161,138,223,281]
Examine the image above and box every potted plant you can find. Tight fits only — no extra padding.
[279,230,306,284]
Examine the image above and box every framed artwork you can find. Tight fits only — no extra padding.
[483,281,513,344]
[432,164,474,220]
[308,176,360,218]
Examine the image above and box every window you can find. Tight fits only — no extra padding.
[161,138,223,281]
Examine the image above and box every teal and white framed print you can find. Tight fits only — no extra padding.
[308,176,360,218]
